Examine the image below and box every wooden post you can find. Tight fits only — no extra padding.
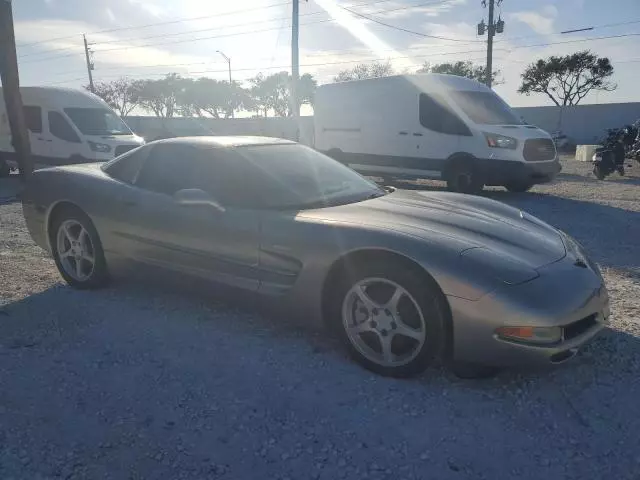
[0,0,33,181]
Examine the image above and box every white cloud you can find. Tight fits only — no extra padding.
[128,0,167,18]
[509,5,558,35]
[105,7,116,23]
[350,0,467,20]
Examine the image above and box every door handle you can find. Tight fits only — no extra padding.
[398,131,408,135]
[37,137,53,142]
[120,199,137,207]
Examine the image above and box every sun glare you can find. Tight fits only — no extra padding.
[312,0,415,71]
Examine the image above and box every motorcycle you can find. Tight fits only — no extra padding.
[593,131,626,180]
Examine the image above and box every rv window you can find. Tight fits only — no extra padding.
[23,106,42,133]
[48,111,81,143]
[419,93,471,136]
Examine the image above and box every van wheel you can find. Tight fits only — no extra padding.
[505,182,533,193]
[0,159,10,177]
[446,160,483,194]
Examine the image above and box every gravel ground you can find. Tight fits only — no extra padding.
[1,160,639,480]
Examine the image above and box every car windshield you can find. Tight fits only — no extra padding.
[450,91,523,125]
[64,108,132,135]
[236,144,385,209]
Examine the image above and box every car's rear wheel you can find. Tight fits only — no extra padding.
[329,261,446,377]
[446,160,483,194]
[51,209,108,289]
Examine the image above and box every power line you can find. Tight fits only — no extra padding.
[19,0,465,64]
[339,3,482,42]
[91,0,400,46]
[16,1,292,48]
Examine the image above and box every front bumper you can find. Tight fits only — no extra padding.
[448,253,609,367]
[477,158,562,186]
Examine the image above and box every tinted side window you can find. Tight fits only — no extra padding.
[419,93,471,136]
[48,111,81,142]
[23,106,42,133]
[135,144,194,195]
[135,144,259,208]
[103,147,148,184]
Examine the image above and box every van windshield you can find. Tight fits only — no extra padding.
[64,108,132,136]
[450,91,523,125]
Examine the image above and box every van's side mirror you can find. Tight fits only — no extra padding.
[173,189,225,213]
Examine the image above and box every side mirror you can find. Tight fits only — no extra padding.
[173,188,225,213]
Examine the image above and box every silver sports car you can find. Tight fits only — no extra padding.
[22,136,610,378]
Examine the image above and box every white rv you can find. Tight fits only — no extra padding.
[314,74,560,193]
[0,87,144,176]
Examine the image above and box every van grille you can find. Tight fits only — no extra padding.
[523,138,556,162]
[114,145,138,157]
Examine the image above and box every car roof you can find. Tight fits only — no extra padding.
[150,136,296,148]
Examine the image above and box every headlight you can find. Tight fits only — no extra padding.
[460,247,539,285]
[484,132,518,150]
[88,141,112,153]
[496,326,562,345]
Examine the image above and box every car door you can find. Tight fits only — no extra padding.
[118,143,261,291]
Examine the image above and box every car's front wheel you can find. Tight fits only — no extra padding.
[330,261,446,377]
[51,208,108,289]
[505,182,533,193]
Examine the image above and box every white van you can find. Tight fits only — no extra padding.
[314,74,561,193]
[0,87,144,176]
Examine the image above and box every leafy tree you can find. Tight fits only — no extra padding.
[178,78,248,118]
[334,61,394,82]
[518,50,616,106]
[248,72,317,117]
[417,61,499,85]
[137,73,185,118]
[87,78,143,117]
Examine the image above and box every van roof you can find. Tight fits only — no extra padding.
[0,86,109,109]
[319,73,490,92]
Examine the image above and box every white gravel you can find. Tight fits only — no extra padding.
[1,160,639,480]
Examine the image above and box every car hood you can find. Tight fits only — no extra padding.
[299,190,566,269]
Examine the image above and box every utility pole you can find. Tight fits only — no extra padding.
[83,34,94,93]
[291,0,300,141]
[0,0,33,181]
[216,50,234,118]
[478,0,504,88]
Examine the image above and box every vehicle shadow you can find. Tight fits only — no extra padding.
[0,176,22,205]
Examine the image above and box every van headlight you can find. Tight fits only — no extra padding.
[88,141,112,153]
[484,132,518,150]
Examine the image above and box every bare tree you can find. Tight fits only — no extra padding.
[334,61,394,82]
[88,78,142,117]
[518,50,616,106]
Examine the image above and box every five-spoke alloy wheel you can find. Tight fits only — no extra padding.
[51,208,108,288]
[330,261,446,377]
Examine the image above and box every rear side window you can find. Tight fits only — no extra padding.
[102,146,148,184]
[23,106,42,133]
[419,93,471,136]
[48,111,81,143]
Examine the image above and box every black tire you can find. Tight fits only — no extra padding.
[593,165,606,180]
[505,182,533,193]
[0,159,10,178]
[448,361,501,379]
[50,207,109,289]
[327,260,447,378]
[446,159,484,194]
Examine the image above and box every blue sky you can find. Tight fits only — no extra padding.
[12,0,640,107]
